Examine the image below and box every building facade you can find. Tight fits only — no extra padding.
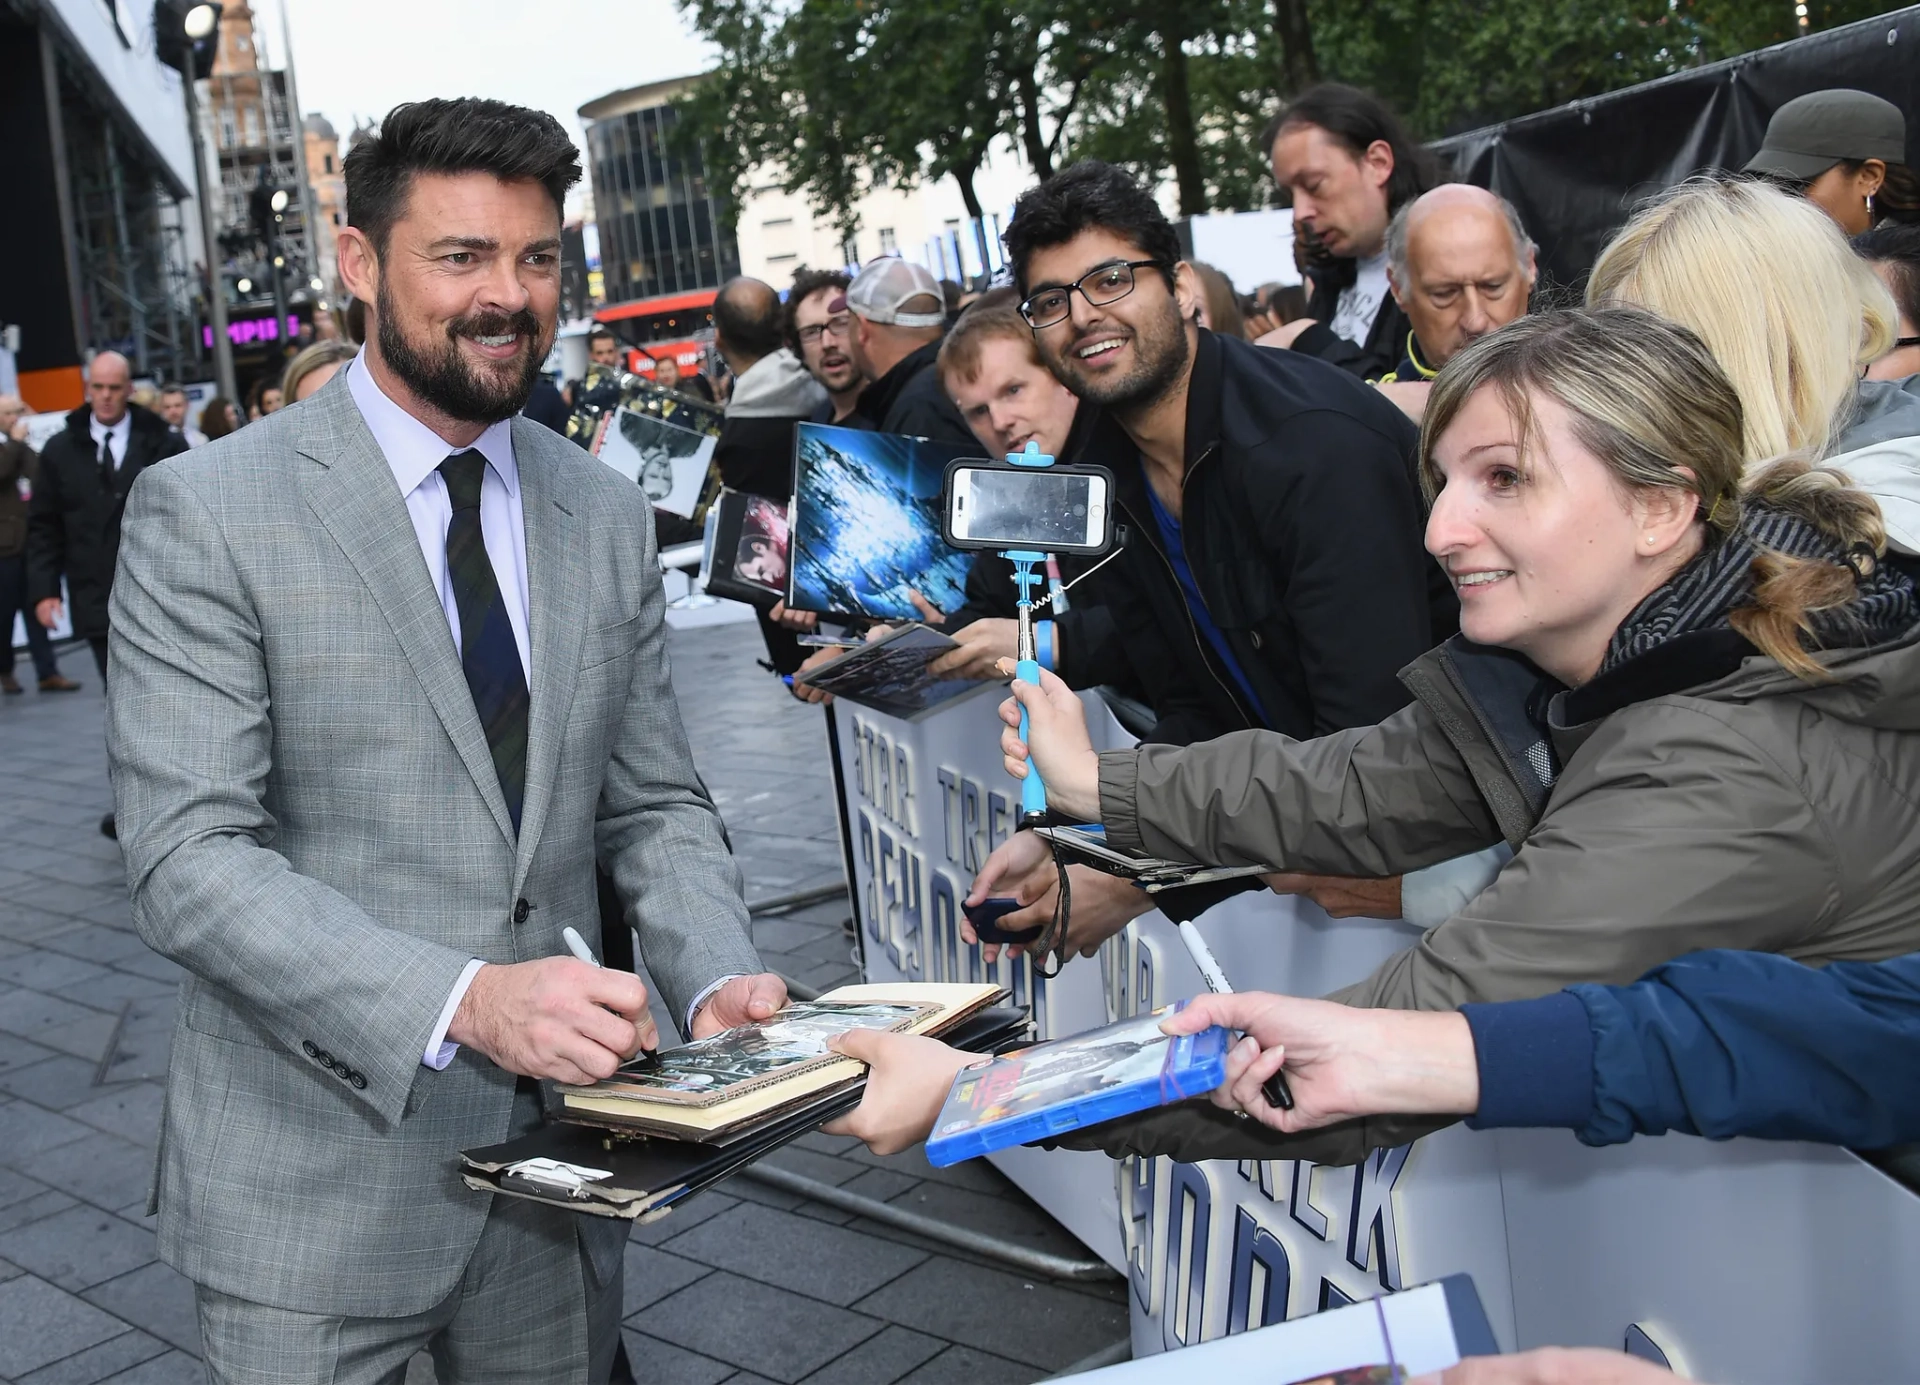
[0,0,204,408]
[201,2,318,319]
[304,112,344,297]
[579,77,740,325]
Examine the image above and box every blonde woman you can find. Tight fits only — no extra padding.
[1587,175,1920,572]
[279,339,358,404]
[825,307,1920,1170]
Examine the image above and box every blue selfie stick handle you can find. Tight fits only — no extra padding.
[1016,656,1046,821]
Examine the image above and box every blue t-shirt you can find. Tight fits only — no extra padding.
[1143,484,1269,726]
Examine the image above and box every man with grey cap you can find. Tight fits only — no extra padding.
[1744,87,1911,237]
[841,257,974,444]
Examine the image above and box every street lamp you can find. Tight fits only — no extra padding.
[155,0,237,401]
[236,277,252,294]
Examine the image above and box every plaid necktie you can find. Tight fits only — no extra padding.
[439,453,528,833]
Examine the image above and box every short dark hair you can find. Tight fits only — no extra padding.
[343,98,581,256]
[588,326,618,347]
[1856,221,1920,330]
[714,277,785,361]
[1263,83,1439,216]
[783,266,852,349]
[1003,161,1182,295]
[158,383,187,398]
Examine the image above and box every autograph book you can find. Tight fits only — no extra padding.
[554,981,1006,1141]
[793,624,990,719]
[460,1004,1031,1221]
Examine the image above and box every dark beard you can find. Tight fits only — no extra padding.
[1044,305,1190,415]
[376,298,546,424]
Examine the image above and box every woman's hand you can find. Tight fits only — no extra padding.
[928,619,1018,680]
[821,1030,979,1154]
[788,644,848,704]
[994,663,1100,822]
[1161,992,1480,1134]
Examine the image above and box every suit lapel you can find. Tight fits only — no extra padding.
[296,387,517,846]
[512,419,589,886]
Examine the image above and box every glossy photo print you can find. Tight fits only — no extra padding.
[787,423,973,620]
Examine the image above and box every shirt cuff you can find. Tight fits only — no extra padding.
[684,974,745,1036]
[423,959,488,1070]
[1461,990,1595,1132]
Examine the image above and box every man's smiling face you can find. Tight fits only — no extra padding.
[1023,229,1194,411]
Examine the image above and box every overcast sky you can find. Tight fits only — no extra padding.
[274,0,713,213]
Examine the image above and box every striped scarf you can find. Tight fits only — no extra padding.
[1603,502,1919,673]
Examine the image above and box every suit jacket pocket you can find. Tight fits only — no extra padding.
[579,610,646,671]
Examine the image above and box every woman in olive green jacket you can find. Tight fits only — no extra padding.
[822,305,1920,1168]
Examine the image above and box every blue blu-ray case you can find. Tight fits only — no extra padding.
[923,1003,1230,1167]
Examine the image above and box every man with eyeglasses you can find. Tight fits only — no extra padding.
[972,160,1458,955]
[784,267,866,425]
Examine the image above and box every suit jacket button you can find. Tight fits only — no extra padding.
[351,1072,367,1090]
[315,1049,332,1066]
[512,898,531,924]
[335,1063,351,1080]
[302,1040,319,1058]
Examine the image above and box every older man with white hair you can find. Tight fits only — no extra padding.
[25,350,188,835]
[1375,183,1537,420]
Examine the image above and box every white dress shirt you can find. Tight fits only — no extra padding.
[345,355,737,1068]
[345,354,525,1070]
[89,412,133,469]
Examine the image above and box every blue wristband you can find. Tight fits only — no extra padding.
[1035,620,1055,671]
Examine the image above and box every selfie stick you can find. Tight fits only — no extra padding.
[1004,442,1054,829]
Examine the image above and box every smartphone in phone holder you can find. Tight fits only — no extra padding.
[942,442,1115,829]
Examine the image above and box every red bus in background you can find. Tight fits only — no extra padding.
[594,288,718,380]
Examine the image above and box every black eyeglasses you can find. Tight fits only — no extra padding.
[796,313,854,346]
[1019,260,1168,329]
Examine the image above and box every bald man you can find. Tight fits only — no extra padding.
[1375,185,1536,418]
[25,351,189,834]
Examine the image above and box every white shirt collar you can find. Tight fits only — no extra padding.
[345,348,518,500]
[89,412,132,445]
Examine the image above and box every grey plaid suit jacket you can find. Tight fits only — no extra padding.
[105,371,762,1316]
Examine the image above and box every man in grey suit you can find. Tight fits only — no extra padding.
[106,98,787,1382]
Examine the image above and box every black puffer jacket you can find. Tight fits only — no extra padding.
[853,340,974,445]
[27,404,188,637]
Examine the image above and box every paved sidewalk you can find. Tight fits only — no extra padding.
[0,623,1124,1384]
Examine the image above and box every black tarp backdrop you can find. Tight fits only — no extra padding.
[1431,6,1920,294]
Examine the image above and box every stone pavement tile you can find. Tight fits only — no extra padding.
[852,1257,1126,1372]
[91,1352,202,1385]
[51,975,174,1012]
[0,1190,80,1237]
[761,1145,866,1188]
[14,1328,169,1385]
[794,1131,862,1157]
[99,955,179,987]
[643,1271,885,1382]
[0,1033,58,1077]
[94,1026,171,1090]
[58,1087,165,1141]
[621,1242,711,1315]
[893,1344,1036,1385]
[840,1143,1015,1198]
[718,1373,781,1385]
[665,1202,927,1308]
[0,1058,114,1111]
[628,1190,738,1247]
[0,1275,131,1378]
[786,1198,860,1229]
[0,1103,94,1164]
[879,1182,1096,1262]
[0,1255,18,1283]
[81,1262,199,1355]
[618,1330,736,1385]
[19,1135,153,1212]
[0,1206,157,1292]
[796,1324,945,1385]
[725,1175,807,1213]
[0,954,111,994]
[0,905,89,946]
[0,991,118,1060]
[751,917,837,955]
[38,932,149,969]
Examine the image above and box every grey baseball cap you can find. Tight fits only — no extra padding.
[834,257,946,328]
[1744,89,1907,181]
